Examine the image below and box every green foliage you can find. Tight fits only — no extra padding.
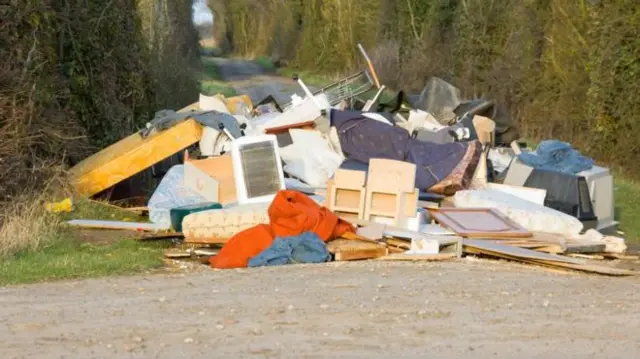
[255,56,276,71]
[213,0,640,178]
[1,1,202,201]
[200,57,237,96]
[615,178,640,243]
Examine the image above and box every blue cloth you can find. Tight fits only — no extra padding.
[518,140,594,174]
[248,232,331,267]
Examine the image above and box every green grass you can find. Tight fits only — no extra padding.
[60,198,145,222]
[278,67,334,87]
[0,235,170,286]
[0,198,171,286]
[255,56,276,71]
[200,56,237,97]
[614,178,640,243]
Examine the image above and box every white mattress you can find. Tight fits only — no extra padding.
[182,203,270,241]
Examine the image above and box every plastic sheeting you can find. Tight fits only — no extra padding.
[148,165,208,226]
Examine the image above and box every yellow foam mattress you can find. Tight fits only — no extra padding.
[69,110,203,197]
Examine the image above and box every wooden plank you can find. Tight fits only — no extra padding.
[386,238,411,250]
[567,254,606,260]
[184,163,220,202]
[340,231,383,245]
[432,208,532,238]
[67,220,169,232]
[599,253,640,260]
[164,249,192,259]
[565,242,607,254]
[387,246,406,254]
[185,154,237,204]
[533,261,635,276]
[183,236,230,245]
[264,121,315,135]
[70,117,203,197]
[377,253,456,262]
[327,239,387,261]
[467,246,638,276]
[136,233,184,241]
[463,239,584,265]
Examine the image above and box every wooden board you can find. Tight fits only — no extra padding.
[367,191,417,217]
[386,238,411,250]
[70,110,203,197]
[377,253,456,262]
[327,239,388,261]
[183,235,230,245]
[185,154,237,204]
[387,246,406,254]
[432,208,532,238]
[465,245,635,276]
[565,242,607,254]
[67,220,169,232]
[136,233,184,241]
[334,169,366,188]
[264,121,315,135]
[334,188,364,211]
[184,163,220,202]
[463,239,584,265]
[367,159,416,192]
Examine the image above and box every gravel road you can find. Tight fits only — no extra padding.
[2,259,639,359]
[211,57,313,105]
[1,59,638,359]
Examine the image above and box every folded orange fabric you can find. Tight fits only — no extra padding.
[210,190,354,269]
[209,224,273,269]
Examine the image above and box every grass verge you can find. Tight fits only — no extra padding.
[200,56,237,97]
[0,234,170,286]
[255,55,276,71]
[0,197,170,286]
[614,178,640,243]
[277,67,334,87]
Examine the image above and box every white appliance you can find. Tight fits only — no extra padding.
[231,135,286,205]
[578,165,617,232]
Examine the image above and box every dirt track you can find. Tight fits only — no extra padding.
[1,59,638,359]
[212,57,313,105]
[1,259,639,358]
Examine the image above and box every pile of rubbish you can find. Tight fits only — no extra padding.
[61,45,636,276]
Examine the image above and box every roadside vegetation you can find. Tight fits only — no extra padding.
[0,1,201,285]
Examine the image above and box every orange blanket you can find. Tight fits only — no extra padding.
[210,190,354,269]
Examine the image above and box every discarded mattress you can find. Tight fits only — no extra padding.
[453,189,584,236]
[182,202,271,241]
[331,109,477,192]
[69,103,203,197]
[148,165,208,226]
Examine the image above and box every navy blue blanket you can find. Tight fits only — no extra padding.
[331,109,468,189]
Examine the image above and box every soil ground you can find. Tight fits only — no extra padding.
[1,58,638,359]
[1,259,639,359]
